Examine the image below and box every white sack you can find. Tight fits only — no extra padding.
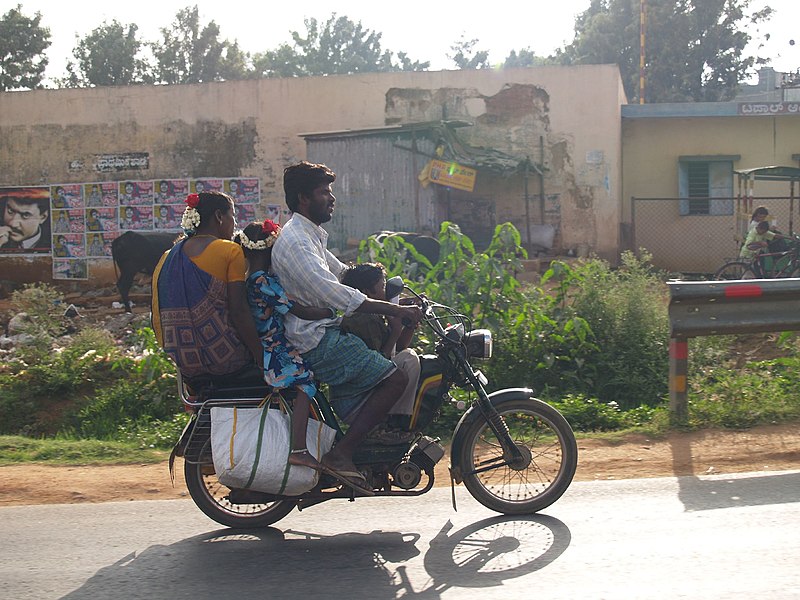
[211,405,336,496]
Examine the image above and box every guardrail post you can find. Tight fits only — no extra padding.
[668,337,689,425]
[668,278,800,424]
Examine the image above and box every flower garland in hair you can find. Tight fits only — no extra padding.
[238,219,281,250]
[181,193,202,234]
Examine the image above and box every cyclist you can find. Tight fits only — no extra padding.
[740,220,789,277]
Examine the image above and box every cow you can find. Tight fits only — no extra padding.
[373,231,441,265]
[111,231,179,312]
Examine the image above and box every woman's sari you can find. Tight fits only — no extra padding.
[152,239,251,378]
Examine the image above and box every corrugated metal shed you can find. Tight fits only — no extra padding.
[304,125,439,253]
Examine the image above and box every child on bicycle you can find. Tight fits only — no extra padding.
[235,219,334,471]
[740,220,788,277]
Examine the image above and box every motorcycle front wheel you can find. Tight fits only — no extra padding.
[184,460,297,529]
[458,398,577,514]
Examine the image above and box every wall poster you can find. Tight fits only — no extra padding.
[0,186,52,254]
[1,178,262,281]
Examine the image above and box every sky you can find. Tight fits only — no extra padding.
[11,0,800,85]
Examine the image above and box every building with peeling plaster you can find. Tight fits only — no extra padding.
[0,65,626,287]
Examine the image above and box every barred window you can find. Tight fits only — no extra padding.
[679,159,734,216]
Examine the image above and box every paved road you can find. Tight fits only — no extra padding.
[2,470,799,599]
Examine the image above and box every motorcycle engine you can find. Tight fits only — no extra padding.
[392,436,446,490]
[392,462,422,490]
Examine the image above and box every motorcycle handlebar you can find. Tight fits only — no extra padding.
[399,281,468,339]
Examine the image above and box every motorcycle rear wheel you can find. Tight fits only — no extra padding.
[459,398,577,514]
[184,460,297,529]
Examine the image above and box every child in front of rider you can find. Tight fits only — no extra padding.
[740,219,789,277]
[340,262,421,433]
[235,220,334,470]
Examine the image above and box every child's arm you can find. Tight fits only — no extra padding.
[747,240,768,251]
[289,303,336,320]
[387,315,417,353]
[382,317,404,357]
[395,322,416,351]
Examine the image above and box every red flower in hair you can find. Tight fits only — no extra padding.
[186,193,200,208]
[262,219,280,235]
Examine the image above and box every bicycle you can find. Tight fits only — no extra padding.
[714,234,800,280]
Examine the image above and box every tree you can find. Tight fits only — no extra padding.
[0,5,51,91]
[560,0,774,103]
[151,5,247,84]
[251,14,429,78]
[503,48,554,68]
[447,36,490,69]
[62,20,153,87]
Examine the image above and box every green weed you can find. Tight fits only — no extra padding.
[0,435,165,464]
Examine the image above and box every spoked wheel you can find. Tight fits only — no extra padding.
[458,398,577,515]
[714,261,757,280]
[184,460,297,529]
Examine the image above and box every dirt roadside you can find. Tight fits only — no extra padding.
[1,423,797,506]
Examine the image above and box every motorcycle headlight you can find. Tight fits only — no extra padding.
[465,329,492,359]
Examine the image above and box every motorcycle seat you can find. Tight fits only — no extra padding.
[183,365,271,401]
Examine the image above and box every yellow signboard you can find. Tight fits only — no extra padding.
[427,159,476,192]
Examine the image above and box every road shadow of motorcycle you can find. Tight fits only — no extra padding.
[417,514,572,594]
[61,515,570,599]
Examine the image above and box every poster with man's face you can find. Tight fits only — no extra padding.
[52,209,85,234]
[154,205,181,230]
[50,184,83,209]
[84,182,119,207]
[226,178,260,204]
[155,179,189,204]
[235,204,257,225]
[0,187,52,254]
[85,207,119,232]
[119,206,153,231]
[192,179,222,195]
[53,258,88,280]
[86,232,115,257]
[52,233,85,258]
[119,181,153,206]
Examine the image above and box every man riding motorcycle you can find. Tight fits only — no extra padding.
[272,161,422,493]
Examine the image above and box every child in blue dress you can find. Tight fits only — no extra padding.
[235,219,336,471]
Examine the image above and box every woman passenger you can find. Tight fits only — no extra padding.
[151,191,262,384]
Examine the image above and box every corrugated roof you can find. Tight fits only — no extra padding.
[735,166,800,180]
[301,120,539,175]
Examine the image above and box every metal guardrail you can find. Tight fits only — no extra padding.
[667,278,800,422]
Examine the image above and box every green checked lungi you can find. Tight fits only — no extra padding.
[302,327,396,421]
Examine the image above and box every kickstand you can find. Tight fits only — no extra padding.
[450,475,458,512]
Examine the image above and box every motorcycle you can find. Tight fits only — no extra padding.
[174,277,578,528]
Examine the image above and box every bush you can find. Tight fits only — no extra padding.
[486,283,597,396]
[360,221,527,332]
[549,394,625,432]
[688,357,800,429]
[555,251,670,409]
[116,413,191,450]
[68,328,178,439]
[0,325,178,439]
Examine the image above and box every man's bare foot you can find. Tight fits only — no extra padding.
[288,449,322,470]
[320,449,359,477]
[319,450,374,496]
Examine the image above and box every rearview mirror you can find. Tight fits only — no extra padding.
[385,275,405,303]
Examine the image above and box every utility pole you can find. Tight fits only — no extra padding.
[639,0,646,104]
